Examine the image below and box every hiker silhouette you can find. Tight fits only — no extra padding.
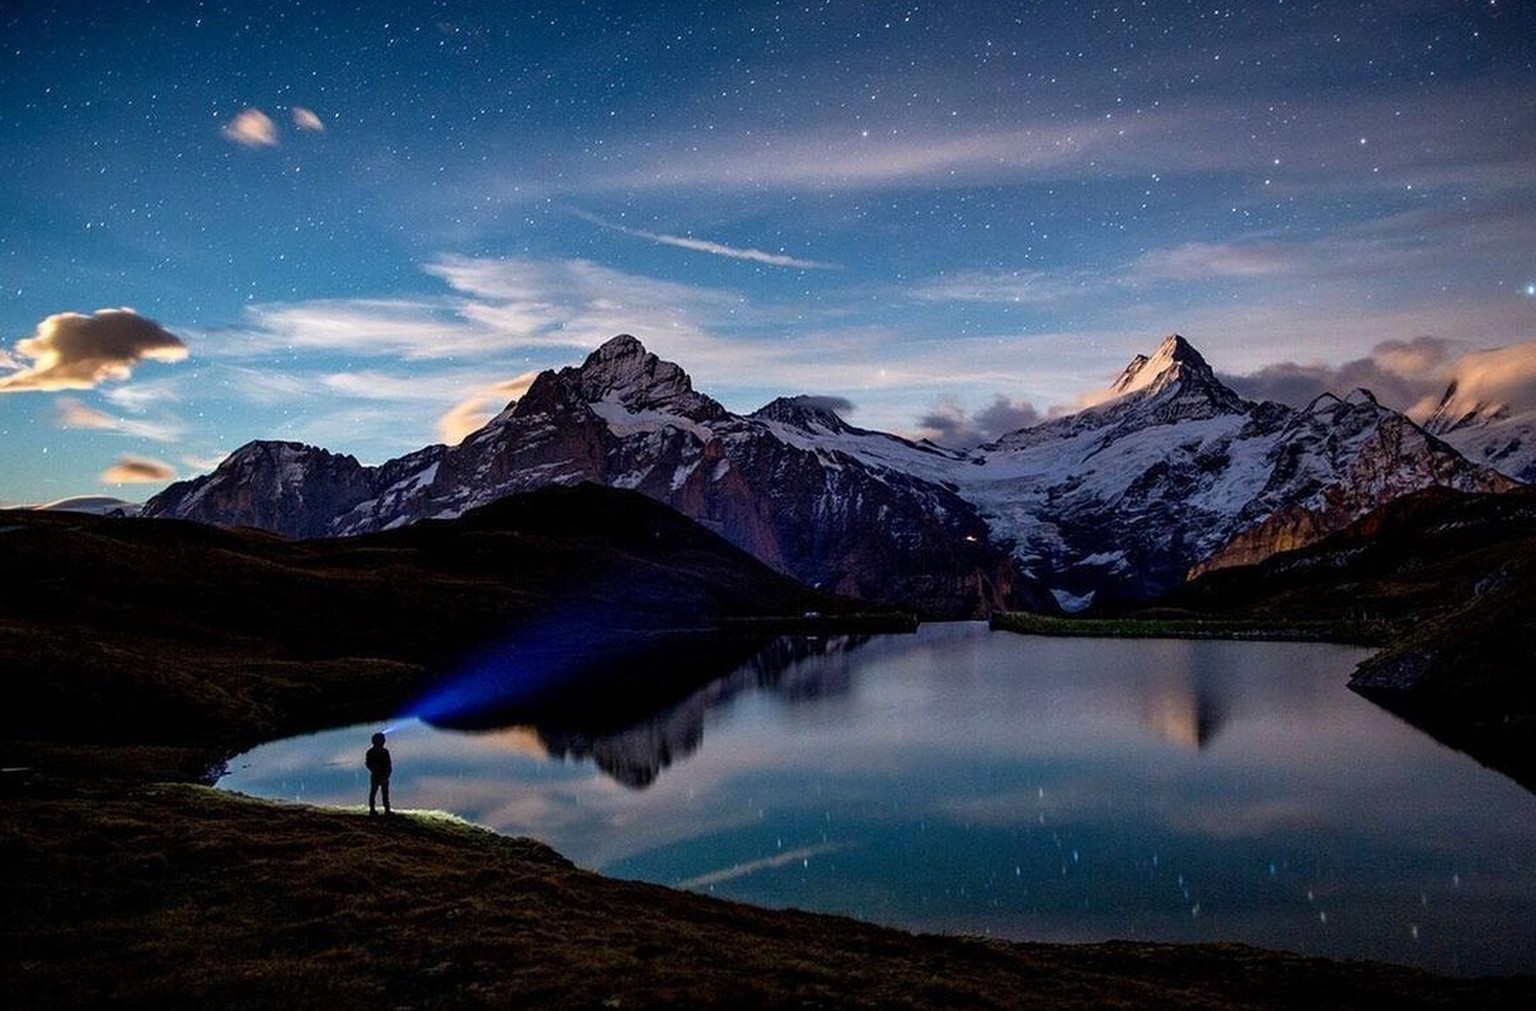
[366,731,392,815]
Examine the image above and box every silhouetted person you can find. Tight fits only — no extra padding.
[366,731,392,815]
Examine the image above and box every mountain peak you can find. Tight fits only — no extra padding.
[1076,334,1245,423]
[1107,334,1214,398]
[584,333,648,367]
[750,395,855,434]
[571,334,724,421]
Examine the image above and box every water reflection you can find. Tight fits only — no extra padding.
[429,633,872,789]
[219,624,1536,976]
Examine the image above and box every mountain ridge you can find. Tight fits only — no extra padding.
[144,332,1518,615]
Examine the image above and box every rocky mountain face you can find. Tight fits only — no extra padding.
[144,333,1520,615]
[144,441,379,539]
[1184,389,1518,579]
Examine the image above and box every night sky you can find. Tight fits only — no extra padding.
[3,1,1534,505]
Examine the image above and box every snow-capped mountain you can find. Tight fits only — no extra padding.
[1418,343,1536,484]
[146,335,1024,618]
[144,333,1518,615]
[954,336,1513,607]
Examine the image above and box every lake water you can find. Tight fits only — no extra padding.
[218,623,1536,975]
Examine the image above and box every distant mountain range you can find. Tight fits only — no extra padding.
[143,333,1519,616]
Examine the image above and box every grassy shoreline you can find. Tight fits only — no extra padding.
[987,609,1390,645]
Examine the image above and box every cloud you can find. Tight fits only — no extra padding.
[423,255,753,353]
[1220,337,1461,412]
[222,108,279,147]
[909,268,1087,305]
[292,106,324,132]
[781,394,854,415]
[592,81,1534,199]
[1410,340,1536,420]
[100,454,176,484]
[52,397,183,441]
[1130,242,1296,281]
[102,377,183,411]
[181,452,231,474]
[571,209,839,270]
[916,394,1041,446]
[606,120,1122,192]
[54,398,118,431]
[1,308,189,392]
[228,298,502,360]
[437,373,540,445]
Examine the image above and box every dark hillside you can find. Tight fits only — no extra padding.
[1,483,898,770]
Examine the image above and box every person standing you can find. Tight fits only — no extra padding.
[366,731,392,815]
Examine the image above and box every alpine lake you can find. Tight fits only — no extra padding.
[218,622,1536,976]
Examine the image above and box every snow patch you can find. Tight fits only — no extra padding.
[1050,588,1096,612]
[591,397,713,441]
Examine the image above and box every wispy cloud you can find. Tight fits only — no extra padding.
[570,208,839,270]
[1,308,188,393]
[221,298,504,360]
[584,83,1533,199]
[1130,242,1297,282]
[605,121,1119,192]
[53,397,184,442]
[909,268,1090,305]
[180,452,231,474]
[222,108,279,148]
[102,377,184,412]
[437,373,539,445]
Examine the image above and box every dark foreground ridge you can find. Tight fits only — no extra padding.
[5,783,1531,1011]
[1,483,907,777]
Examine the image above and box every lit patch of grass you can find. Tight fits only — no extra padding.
[398,808,479,828]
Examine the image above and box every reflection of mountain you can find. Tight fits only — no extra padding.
[1139,671,1228,751]
[479,634,875,789]
[733,633,867,702]
[1148,672,1228,743]
[541,696,707,789]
